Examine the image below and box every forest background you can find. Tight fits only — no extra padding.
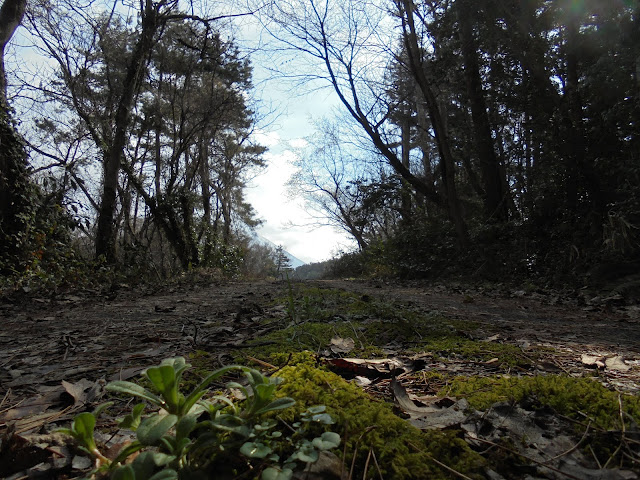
[0,0,639,291]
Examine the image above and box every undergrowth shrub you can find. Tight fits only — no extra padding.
[60,357,341,480]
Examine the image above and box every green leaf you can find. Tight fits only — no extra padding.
[111,465,135,480]
[292,445,319,463]
[127,451,177,480]
[262,466,293,480]
[175,414,197,441]
[311,413,335,425]
[312,432,341,450]
[148,470,179,480]
[205,395,236,415]
[254,382,277,402]
[112,441,144,465]
[179,391,206,416]
[130,451,157,479]
[137,414,178,446]
[159,357,189,376]
[71,412,97,451]
[93,401,113,417]
[254,419,277,431]
[182,365,247,414]
[246,369,266,386]
[106,381,164,407]
[145,365,178,410]
[254,397,296,416]
[240,441,272,459]
[306,405,326,414]
[119,403,146,430]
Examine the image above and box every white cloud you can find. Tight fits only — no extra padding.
[244,50,354,264]
[252,130,281,147]
[288,138,309,149]
[246,146,354,263]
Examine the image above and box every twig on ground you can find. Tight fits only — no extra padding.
[602,394,627,469]
[546,421,591,462]
[371,448,384,480]
[349,426,378,480]
[589,444,602,468]
[245,355,277,370]
[16,404,75,434]
[603,444,622,469]
[0,388,11,410]
[346,320,365,350]
[363,448,373,480]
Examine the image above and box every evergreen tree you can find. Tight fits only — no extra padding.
[274,245,292,278]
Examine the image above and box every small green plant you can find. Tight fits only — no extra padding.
[60,357,340,480]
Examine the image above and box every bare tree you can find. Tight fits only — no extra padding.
[259,0,469,246]
[289,120,378,250]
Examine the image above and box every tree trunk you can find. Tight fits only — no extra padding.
[198,137,215,260]
[0,0,26,106]
[95,0,159,263]
[563,16,603,216]
[458,0,508,222]
[399,0,468,246]
[400,113,413,223]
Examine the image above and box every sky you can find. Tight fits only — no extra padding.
[241,40,356,264]
[244,93,355,264]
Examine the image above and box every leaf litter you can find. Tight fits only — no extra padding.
[0,278,639,478]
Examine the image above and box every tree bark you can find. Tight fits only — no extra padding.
[95,0,160,263]
[0,0,26,106]
[458,0,508,222]
[563,15,603,216]
[0,0,28,273]
[398,0,468,246]
[400,113,413,223]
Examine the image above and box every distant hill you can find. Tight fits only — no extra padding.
[294,260,330,280]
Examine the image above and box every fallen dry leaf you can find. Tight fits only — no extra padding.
[329,336,355,355]
[61,378,99,406]
[605,355,630,372]
[327,357,410,377]
[391,378,468,429]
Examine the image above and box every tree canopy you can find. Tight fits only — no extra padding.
[268,0,640,281]
[1,0,638,285]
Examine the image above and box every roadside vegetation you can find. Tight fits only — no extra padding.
[1,0,639,479]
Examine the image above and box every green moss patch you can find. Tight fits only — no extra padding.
[275,363,486,479]
[442,374,640,430]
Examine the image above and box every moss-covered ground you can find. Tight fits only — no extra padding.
[183,284,640,478]
[239,284,531,369]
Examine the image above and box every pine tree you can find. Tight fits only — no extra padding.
[274,245,293,278]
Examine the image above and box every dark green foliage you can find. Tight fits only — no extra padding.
[0,108,81,287]
[61,357,341,480]
[0,107,32,275]
[293,261,328,280]
[290,0,640,284]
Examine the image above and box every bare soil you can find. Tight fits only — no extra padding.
[1,277,639,478]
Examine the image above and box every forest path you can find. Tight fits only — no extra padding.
[1,278,639,478]
[322,279,640,355]
[1,277,638,404]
